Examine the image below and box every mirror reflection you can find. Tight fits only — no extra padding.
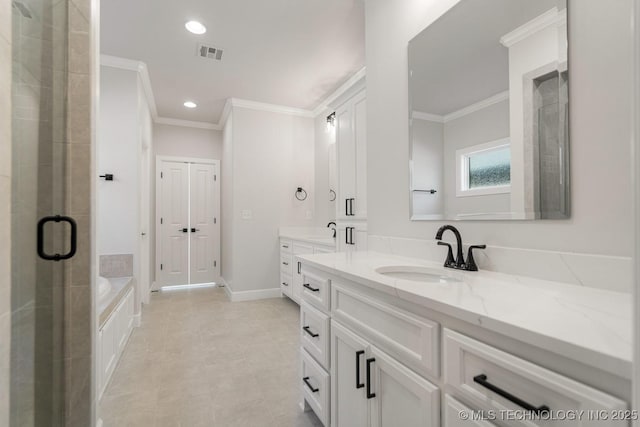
[409,0,569,220]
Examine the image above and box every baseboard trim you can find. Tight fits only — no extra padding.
[133,313,141,327]
[219,277,281,302]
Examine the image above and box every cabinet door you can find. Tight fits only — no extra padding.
[369,346,440,427]
[100,314,117,392]
[331,321,369,427]
[336,101,356,220]
[352,91,367,219]
[337,224,366,252]
[443,395,497,427]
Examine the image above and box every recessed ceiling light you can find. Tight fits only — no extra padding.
[185,21,207,35]
[184,101,197,109]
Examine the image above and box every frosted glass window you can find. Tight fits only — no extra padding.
[468,146,511,188]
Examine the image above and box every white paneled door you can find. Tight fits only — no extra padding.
[157,158,220,287]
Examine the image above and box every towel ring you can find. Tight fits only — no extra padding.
[295,187,308,201]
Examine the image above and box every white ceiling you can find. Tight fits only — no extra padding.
[100,0,365,123]
[409,0,558,116]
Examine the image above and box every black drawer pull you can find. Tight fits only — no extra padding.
[355,350,365,389]
[473,374,550,415]
[282,245,289,249]
[302,326,319,338]
[37,215,77,261]
[298,261,301,274]
[303,283,320,292]
[366,358,376,399]
[303,376,319,393]
[281,282,288,287]
[282,262,289,266]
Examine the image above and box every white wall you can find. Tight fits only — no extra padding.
[150,123,223,284]
[365,0,634,257]
[314,110,337,226]
[153,124,222,160]
[221,114,234,287]
[223,107,315,294]
[98,67,140,260]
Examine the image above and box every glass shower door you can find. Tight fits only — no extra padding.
[11,0,70,425]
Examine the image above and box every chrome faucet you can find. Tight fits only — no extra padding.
[435,225,486,271]
[327,221,337,238]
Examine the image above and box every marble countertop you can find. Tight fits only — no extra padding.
[296,251,632,379]
[279,231,336,247]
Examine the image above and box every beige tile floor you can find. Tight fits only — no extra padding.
[99,286,323,427]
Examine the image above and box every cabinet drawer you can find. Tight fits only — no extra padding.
[443,328,627,427]
[301,301,331,370]
[301,349,330,426]
[443,395,497,427]
[281,272,292,298]
[301,268,331,312]
[280,254,292,275]
[280,239,292,253]
[332,282,440,379]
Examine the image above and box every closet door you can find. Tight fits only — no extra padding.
[158,161,189,286]
[190,163,218,284]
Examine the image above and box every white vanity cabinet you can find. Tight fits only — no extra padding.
[98,287,134,398]
[279,237,334,304]
[330,320,440,427]
[336,89,367,221]
[297,262,630,427]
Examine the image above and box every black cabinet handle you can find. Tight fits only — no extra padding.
[298,261,301,275]
[37,215,77,261]
[281,282,288,287]
[345,198,349,216]
[349,198,355,216]
[302,326,319,338]
[348,227,355,245]
[303,283,320,292]
[282,262,289,266]
[182,228,189,233]
[366,358,376,399]
[473,374,550,415]
[282,244,289,249]
[191,228,201,233]
[303,376,319,393]
[356,350,365,389]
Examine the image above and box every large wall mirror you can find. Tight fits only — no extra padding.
[409,0,569,220]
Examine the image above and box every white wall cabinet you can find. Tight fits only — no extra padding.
[336,89,367,221]
[98,289,135,399]
[337,222,368,252]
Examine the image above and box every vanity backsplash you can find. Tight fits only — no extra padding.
[368,235,630,293]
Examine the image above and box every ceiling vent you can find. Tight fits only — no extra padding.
[198,44,224,61]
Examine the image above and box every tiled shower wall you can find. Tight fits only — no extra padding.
[0,0,12,425]
[65,0,93,425]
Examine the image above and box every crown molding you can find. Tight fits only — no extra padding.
[443,91,509,123]
[500,7,565,48]
[312,67,367,116]
[228,98,314,118]
[219,98,233,128]
[155,117,221,130]
[412,111,444,123]
[101,54,159,120]
[100,54,222,130]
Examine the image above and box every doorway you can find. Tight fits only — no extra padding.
[155,156,221,288]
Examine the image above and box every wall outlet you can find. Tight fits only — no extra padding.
[241,209,253,220]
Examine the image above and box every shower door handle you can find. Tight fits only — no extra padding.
[37,215,77,261]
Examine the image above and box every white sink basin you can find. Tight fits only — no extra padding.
[375,266,461,284]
